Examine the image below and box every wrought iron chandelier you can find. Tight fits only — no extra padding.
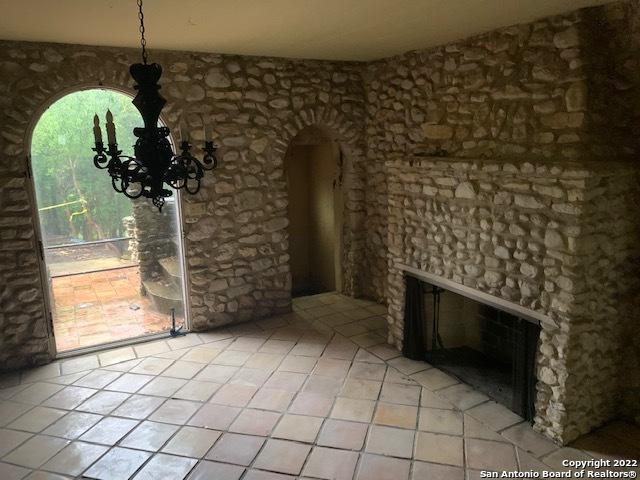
[91,0,218,211]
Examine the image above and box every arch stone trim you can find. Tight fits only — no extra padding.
[274,107,367,298]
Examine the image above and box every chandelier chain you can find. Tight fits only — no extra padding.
[137,0,148,64]
[91,0,218,210]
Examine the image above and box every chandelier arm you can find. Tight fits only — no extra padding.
[183,158,204,194]
[111,175,127,194]
[122,186,145,199]
[184,178,202,195]
[202,141,218,170]
[92,142,109,169]
[93,154,109,169]
[119,168,144,199]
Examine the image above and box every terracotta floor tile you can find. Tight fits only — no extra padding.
[331,397,375,423]
[83,446,151,479]
[366,425,415,458]
[2,434,69,468]
[0,462,31,480]
[414,431,464,466]
[418,407,463,435]
[253,439,311,475]
[120,420,179,451]
[412,461,464,480]
[42,411,103,439]
[174,380,221,402]
[373,402,418,428]
[105,373,154,393]
[8,406,67,433]
[289,392,334,417]
[263,371,307,392]
[76,391,130,415]
[111,394,165,420]
[340,378,381,400]
[379,382,421,406]
[272,414,323,443]
[161,426,221,458]
[41,441,108,476]
[149,399,201,424]
[205,433,265,466]
[356,454,410,480]
[1,292,632,480]
[249,387,294,411]
[303,375,344,397]
[229,408,281,436]
[317,419,368,450]
[73,370,122,389]
[466,438,518,471]
[210,384,258,407]
[0,429,32,457]
[138,377,187,397]
[188,460,244,480]
[79,416,139,445]
[302,446,358,480]
[134,453,197,480]
[188,404,241,430]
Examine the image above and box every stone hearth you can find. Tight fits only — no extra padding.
[385,156,640,444]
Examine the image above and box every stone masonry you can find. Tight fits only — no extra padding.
[361,2,640,303]
[132,198,178,282]
[360,1,640,433]
[385,156,640,444]
[0,0,639,445]
[0,42,367,370]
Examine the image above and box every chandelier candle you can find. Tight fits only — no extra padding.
[105,110,117,145]
[90,0,219,210]
[92,114,102,144]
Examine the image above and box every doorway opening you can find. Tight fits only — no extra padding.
[30,88,187,353]
[285,126,343,297]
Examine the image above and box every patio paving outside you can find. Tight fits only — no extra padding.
[51,266,174,351]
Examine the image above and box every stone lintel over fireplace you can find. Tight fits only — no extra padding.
[384,156,640,444]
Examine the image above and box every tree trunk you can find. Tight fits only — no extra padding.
[68,157,105,241]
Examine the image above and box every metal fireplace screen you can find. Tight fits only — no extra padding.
[402,275,540,421]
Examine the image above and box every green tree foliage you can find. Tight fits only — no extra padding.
[32,89,142,246]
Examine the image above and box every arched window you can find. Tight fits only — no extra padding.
[32,89,141,245]
[30,88,187,353]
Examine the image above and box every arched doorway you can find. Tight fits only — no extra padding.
[29,88,188,353]
[285,126,344,297]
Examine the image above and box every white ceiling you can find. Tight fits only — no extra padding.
[0,0,613,61]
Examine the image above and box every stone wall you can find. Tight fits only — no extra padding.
[589,0,640,426]
[385,156,640,444]
[360,0,640,427]
[132,198,177,282]
[361,2,640,303]
[0,40,367,369]
[0,0,639,442]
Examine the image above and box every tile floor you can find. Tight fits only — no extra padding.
[0,291,638,480]
[51,267,176,351]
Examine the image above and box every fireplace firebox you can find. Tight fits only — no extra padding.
[403,275,540,421]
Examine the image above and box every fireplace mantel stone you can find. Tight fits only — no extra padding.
[384,155,640,444]
[396,263,554,327]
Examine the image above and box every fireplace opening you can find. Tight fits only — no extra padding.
[403,275,540,421]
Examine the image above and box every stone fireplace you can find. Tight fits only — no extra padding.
[385,156,640,444]
[402,273,541,422]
